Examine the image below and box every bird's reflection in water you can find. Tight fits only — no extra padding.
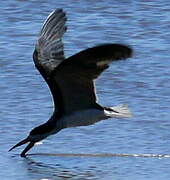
[22,156,101,179]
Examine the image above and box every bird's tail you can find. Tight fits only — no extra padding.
[104,104,132,118]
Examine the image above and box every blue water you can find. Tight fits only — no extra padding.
[1,0,170,179]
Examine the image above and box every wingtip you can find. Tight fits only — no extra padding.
[50,8,66,18]
[126,45,133,58]
[114,43,133,59]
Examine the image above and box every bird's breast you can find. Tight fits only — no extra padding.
[62,109,107,128]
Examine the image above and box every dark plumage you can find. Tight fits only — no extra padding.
[9,9,132,157]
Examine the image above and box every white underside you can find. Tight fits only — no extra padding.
[62,109,106,127]
[62,104,132,128]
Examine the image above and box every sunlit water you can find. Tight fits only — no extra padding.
[1,0,170,179]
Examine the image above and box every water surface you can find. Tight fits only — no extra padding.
[1,0,170,179]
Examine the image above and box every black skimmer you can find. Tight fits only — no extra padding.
[9,9,133,157]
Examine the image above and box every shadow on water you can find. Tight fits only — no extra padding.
[22,158,79,179]
[17,154,106,179]
[20,157,82,179]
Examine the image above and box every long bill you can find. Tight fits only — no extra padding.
[9,137,35,157]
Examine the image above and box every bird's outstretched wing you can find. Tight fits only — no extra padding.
[33,9,132,114]
[52,44,132,113]
[33,9,67,77]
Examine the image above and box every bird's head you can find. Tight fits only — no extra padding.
[8,124,50,157]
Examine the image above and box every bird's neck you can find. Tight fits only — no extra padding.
[45,112,65,134]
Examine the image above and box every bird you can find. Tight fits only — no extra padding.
[9,9,133,157]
